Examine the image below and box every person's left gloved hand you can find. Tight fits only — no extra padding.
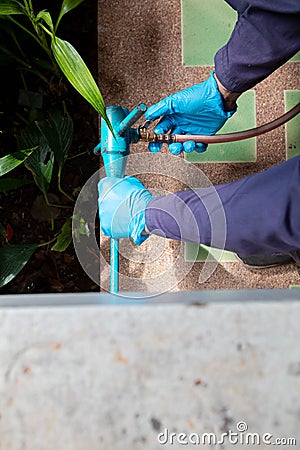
[98,176,153,245]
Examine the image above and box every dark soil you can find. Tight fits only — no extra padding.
[0,1,101,294]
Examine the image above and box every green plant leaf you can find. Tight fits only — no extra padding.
[26,150,54,197]
[36,10,54,34]
[0,147,37,176]
[72,215,90,242]
[51,218,72,251]
[0,243,37,287]
[36,108,73,171]
[55,0,85,31]
[0,0,23,15]
[0,177,32,193]
[51,36,112,132]
[18,123,54,196]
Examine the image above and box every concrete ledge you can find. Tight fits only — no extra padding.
[0,291,300,449]
[0,288,300,307]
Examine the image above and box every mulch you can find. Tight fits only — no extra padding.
[1,1,101,294]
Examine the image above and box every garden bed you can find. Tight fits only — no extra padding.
[0,1,100,293]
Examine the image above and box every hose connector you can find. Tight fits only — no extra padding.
[139,126,174,144]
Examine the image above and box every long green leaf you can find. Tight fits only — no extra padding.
[0,243,37,287]
[36,108,73,170]
[18,123,54,196]
[55,0,85,31]
[25,151,54,196]
[0,147,36,176]
[0,0,23,15]
[36,11,54,34]
[51,37,112,132]
[51,218,72,251]
[0,177,32,193]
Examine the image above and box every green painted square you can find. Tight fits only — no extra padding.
[185,243,237,262]
[285,90,300,160]
[290,52,300,62]
[182,0,236,66]
[185,91,256,163]
[182,0,300,66]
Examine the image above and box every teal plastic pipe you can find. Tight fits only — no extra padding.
[110,238,119,293]
[97,104,146,293]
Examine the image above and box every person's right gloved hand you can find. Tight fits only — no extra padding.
[144,71,236,155]
[98,176,153,245]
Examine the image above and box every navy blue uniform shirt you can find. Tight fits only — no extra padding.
[215,0,300,92]
[145,1,300,259]
[146,156,300,262]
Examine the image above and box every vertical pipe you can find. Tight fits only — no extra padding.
[99,104,148,294]
[110,238,119,293]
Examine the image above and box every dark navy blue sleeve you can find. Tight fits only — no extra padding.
[145,156,300,258]
[214,0,300,92]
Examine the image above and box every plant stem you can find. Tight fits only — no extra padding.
[0,44,31,69]
[38,23,61,77]
[44,192,73,210]
[38,236,57,247]
[15,112,30,125]
[49,203,73,209]
[58,168,74,202]
[38,23,52,37]
[43,190,50,205]
[8,16,41,47]
[19,67,50,84]
[68,150,88,160]
[10,27,28,61]
[8,16,53,65]
[20,70,28,91]
[28,0,33,13]
[43,190,73,209]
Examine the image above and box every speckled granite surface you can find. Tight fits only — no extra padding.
[97,0,300,292]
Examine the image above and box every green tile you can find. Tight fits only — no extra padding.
[184,91,256,163]
[182,0,236,66]
[285,90,300,160]
[185,243,237,262]
[182,0,300,66]
[290,52,300,62]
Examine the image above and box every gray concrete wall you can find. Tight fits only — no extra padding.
[0,291,300,449]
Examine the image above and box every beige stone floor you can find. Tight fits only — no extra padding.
[97,0,300,293]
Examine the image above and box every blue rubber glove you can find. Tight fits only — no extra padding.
[144,71,236,155]
[98,176,153,245]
